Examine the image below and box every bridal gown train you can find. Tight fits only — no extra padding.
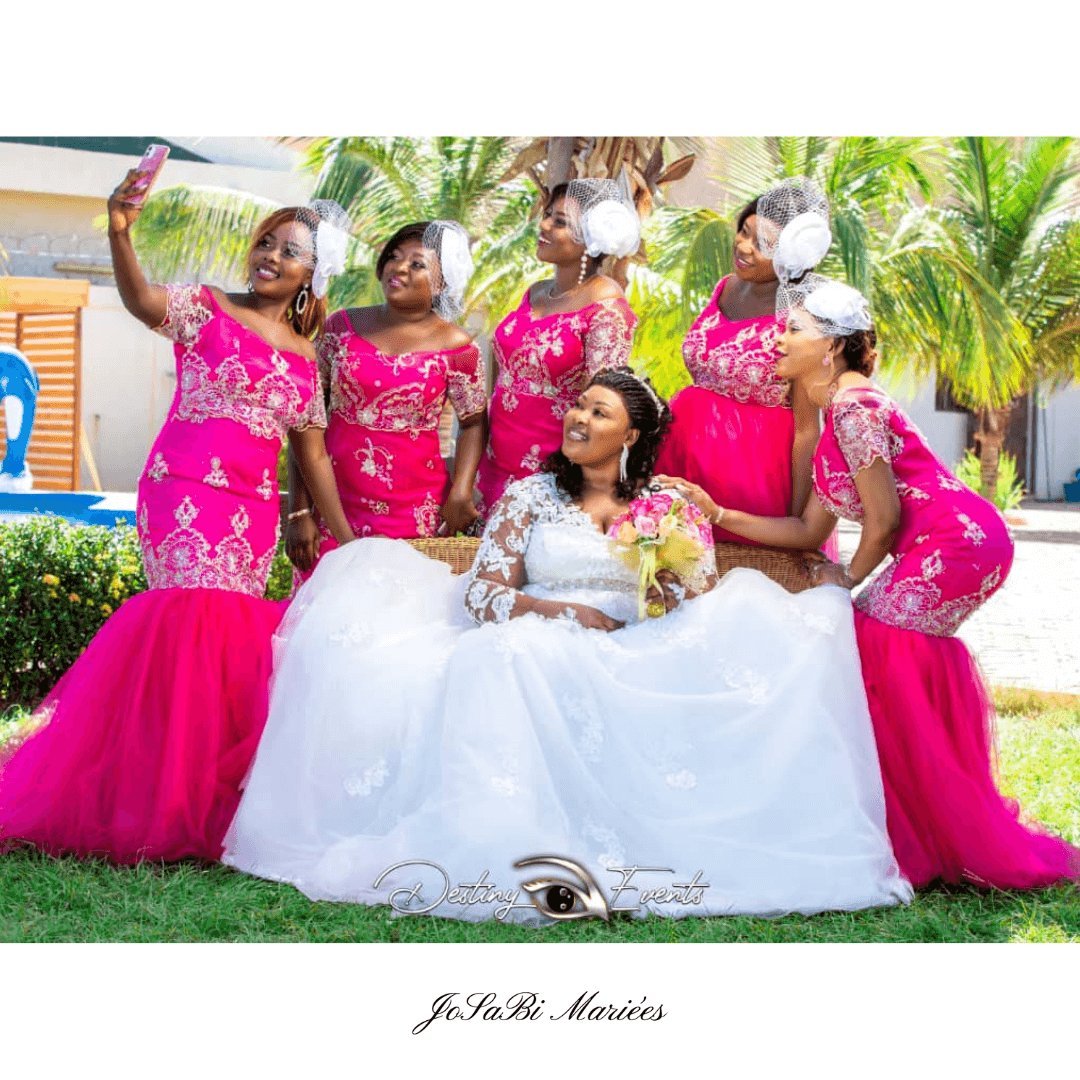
[224,473,911,921]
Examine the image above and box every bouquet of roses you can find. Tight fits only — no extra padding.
[607,490,713,619]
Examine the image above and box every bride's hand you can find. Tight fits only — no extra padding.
[652,474,721,523]
[560,603,625,632]
[645,569,685,615]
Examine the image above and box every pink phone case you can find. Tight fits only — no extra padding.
[129,144,170,205]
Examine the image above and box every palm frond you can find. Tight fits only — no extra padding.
[130,184,282,285]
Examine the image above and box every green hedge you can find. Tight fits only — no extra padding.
[0,516,294,711]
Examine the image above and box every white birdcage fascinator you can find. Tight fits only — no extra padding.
[755,177,831,283]
[289,199,352,300]
[777,272,872,337]
[420,220,474,321]
[560,176,641,259]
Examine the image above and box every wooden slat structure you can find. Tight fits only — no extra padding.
[0,277,89,491]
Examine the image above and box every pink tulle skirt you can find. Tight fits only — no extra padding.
[0,588,286,864]
[656,386,838,558]
[854,610,1080,889]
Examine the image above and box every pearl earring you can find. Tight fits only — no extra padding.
[577,252,589,286]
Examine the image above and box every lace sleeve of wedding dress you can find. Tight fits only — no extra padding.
[463,479,537,624]
[677,539,719,601]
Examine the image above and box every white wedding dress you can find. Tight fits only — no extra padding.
[223,473,911,921]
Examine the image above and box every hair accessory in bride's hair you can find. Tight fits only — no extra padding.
[755,177,831,284]
[777,272,872,336]
[420,220,474,321]
[563,176,641,259]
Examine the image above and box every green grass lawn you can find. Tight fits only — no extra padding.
[1,687,1077,943]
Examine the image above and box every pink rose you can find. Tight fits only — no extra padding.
[634,515,658,538]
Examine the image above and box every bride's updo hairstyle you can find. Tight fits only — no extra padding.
[545,367,671,500]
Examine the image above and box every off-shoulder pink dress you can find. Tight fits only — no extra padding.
[655,277,796,543]
[0,284,326,863]
[476,290,636,510]
[816,383,1078,888]
[305,309,486,571]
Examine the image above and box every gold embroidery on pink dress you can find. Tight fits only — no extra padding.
[141,495,274,597]
[495,301,634,418]
[413,492,442,537]
[202,457,229,488]
[147,452,169,482]
[156,284,213,345]
[354,438,395,487]
[256,469,274,501]
[857,553,1004,636]
[682,313,789,409]
[176,349,310,442]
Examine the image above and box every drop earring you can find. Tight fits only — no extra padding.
[619,443,629,484]
[295,285,309,316]
[577,252,589,286]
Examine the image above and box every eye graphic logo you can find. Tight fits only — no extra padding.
[513,855,611,922]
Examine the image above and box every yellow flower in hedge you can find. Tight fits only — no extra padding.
[68,592,80,603]
[100,603,113,615]
[41,573,60,587]
[48,590,58,600]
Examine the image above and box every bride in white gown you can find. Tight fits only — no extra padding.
[223,369,911,921]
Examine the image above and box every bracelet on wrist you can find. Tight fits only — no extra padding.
[287,507,313,522]
[711,506,726,526]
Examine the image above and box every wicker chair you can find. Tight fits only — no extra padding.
[406,537,822,594]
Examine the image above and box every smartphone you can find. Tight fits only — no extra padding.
[128,144,170,206]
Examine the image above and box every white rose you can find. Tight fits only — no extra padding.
[773,211,831,282]
[581,200,641,258]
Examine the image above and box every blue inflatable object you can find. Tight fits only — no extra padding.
[0,346,39,489]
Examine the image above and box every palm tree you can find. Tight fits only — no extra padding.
[874,137,1080,496]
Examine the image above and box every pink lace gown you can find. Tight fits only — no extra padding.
[302,310,486,573]
[0,284,326,863]
[817,384,1079,889]
[475,290,636,510]
[655,276,837,556]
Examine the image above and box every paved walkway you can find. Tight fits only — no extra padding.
[838,501,1080,695]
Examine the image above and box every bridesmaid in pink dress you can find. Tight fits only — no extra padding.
[0,177,355,863]
[664,275,1079,890]
[286,221,485,576]
[475,179,640,510]
[654,179,835,551]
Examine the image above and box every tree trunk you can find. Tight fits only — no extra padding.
[974,404,1013,501]
[544,138,576,190]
